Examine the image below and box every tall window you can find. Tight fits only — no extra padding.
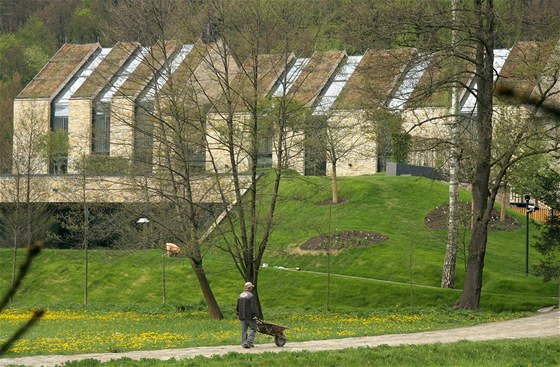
[134,101,154,172]
[304,124,327,176]
[52,115,68,131]
[92,102,110,154]
[256,137,273,168]
[50,105,69,174]
[188,136,206,173]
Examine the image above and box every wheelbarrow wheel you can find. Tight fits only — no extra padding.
[274,333,287,347]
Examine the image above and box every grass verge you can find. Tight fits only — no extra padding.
[6,337,560,367]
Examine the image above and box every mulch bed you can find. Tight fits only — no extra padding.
[425,202,521,232]
[299,202,519,254]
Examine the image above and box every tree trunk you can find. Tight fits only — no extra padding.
[190,259,223,320]
[331,162,338,204]
[84,204,89,306]
[456,217,489,308]
[251,274,264,320]
[456,0,495,309]
[442,0,461,289]
[162,252,167,305]
[10,231,17,304]
[500,183,508,222]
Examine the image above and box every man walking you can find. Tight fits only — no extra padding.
[236,281,258,348]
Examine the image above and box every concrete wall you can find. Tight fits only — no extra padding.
[401,107,449,168]
[386,162,445,180]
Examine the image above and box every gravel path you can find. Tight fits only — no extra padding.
[0,310,558,367]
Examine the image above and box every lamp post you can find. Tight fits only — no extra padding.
[137,217,150,248]
[524,194,531,276]
[137,216,166,304]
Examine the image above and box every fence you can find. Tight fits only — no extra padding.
[509,206,557,224]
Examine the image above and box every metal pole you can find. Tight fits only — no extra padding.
[162,251,167,305]
[525,194,530,276]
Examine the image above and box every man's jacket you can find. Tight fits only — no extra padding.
[237,291,257,320]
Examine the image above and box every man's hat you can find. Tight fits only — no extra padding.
[244,282,254,288]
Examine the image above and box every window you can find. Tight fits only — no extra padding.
[304,124,327,176]
[49,109,69,174]
[134,101,154,171]
[52,115,68,131]
[256,137,273,168]
[92,102,110,154]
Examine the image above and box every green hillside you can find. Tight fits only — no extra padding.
[0,175,557,312]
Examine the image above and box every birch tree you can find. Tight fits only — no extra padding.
[441,0,461,289]
[371,0,560,308]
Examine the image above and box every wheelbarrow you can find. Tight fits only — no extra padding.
[256,319,289,347]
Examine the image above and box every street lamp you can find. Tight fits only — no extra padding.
[137,217,150,248]
[524,194,531,276]
[137,217,150,224]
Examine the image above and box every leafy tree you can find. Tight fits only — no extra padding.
[66,0,102,43]
[364,0,560,308]
[526,166,560,308]
[0,15,55,83]
[0,73,20,173]
[368,108,411,168]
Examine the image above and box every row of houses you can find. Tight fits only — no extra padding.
[4,36,560,205]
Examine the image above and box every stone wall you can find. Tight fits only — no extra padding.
[110,97,135,160]
[12,99,51,174]
[0,174,246,204]
[68,98,92,173]
[326,110,378,177]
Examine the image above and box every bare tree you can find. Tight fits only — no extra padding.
[100,0,275,319]
[199,0,328,318]
[0,104,55,302]
[56,152,123,305]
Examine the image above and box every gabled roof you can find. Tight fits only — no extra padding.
[333,48,416,110]
[73,42,139,99]
[225,53,295,112]
[496,40,558,101]
[166,40,236,110]
[254,53,295,97]
[117,40,180,99]
[18,43,99,99]
[288,51,346,106]
[407,47,497,110]
[172,40,208,82]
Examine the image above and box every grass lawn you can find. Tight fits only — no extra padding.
[0,306,532,356]
[0,175,558,363]
[4,337,560,367]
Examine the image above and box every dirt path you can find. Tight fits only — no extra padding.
[0,310,558,367]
